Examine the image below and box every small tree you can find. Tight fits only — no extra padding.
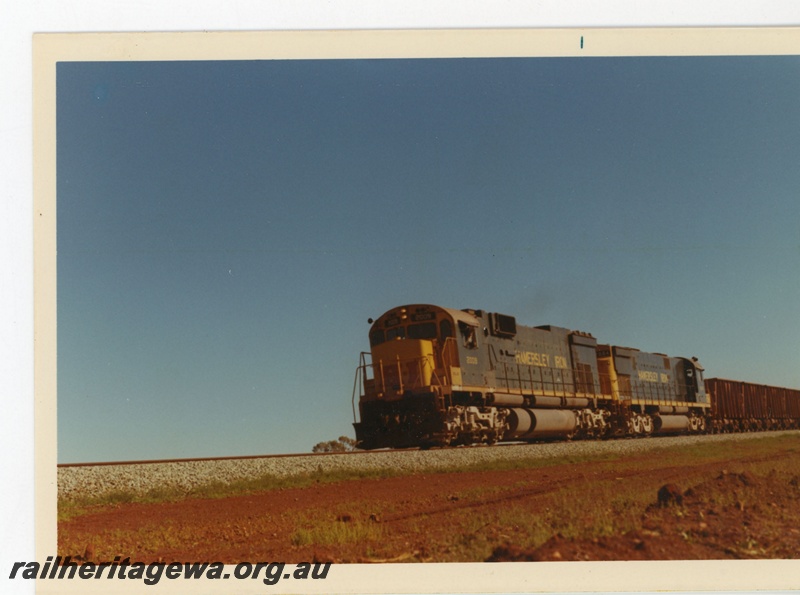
[312,435,357,453]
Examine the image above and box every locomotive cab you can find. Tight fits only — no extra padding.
[679,357,709,404]
[353,305,482,448]
[362,305,468,400]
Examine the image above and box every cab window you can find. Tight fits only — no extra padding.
[408,322,437,340]
[459,322,478,349]
[369,330,385,346]
[386,326,406,341]
[440,320,453,339]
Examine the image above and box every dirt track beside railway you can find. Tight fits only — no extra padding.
[59,434,800,563]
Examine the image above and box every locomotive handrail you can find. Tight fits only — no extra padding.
[351,366,360,422]
[440,337,458,372]
[610,376,698,405]
[498,360,580,398]
[358,352,446,398]
[487,343,499,372]
[352,351,372,422]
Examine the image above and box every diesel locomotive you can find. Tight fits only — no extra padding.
[352,304,799,449]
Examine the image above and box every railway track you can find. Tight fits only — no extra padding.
[58,440,547,468]
[59,425,797,468]
[56,446,417,468]
[57,430,798,500]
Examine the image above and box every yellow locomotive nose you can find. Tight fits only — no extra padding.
[372,339,435,397]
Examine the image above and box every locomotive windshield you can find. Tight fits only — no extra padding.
[407,322,437,340]
[369,319,449,346]
[386,326,406,341]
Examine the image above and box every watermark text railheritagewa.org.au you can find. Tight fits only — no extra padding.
[9,556,331,586]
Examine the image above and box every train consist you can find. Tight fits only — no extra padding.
[352,304,800,449]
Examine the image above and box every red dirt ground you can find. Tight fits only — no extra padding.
[59,442,800,563]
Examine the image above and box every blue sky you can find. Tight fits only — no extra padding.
[56,55,800,463]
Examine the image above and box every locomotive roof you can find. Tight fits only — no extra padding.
[443,306,481,326]
[373,304,481,327]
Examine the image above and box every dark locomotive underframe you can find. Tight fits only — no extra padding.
[352,305,800,450]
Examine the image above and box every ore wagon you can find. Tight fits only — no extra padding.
[706,378,800,432]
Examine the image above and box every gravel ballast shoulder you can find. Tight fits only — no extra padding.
[58,431,797,500]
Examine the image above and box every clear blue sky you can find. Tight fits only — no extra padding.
[56,56,800,463]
